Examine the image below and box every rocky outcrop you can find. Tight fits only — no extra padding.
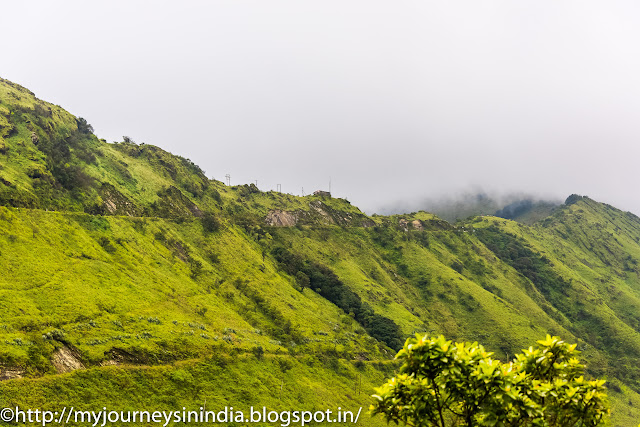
[266,210,298,226]
[309,201,335,224]
[398,219,428,231]
[0,366,24,380]
[99,183,139,216]
[265,202,375,228]
[153,185,203,219]
[51,346,85,373]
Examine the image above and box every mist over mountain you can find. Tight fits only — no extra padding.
[375,190,563,223]
[4,2,640,220]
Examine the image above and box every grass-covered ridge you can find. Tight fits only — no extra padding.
[3,77,640,425]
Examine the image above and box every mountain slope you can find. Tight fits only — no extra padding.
[2,77,640,425]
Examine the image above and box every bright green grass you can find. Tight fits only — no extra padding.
[0,354,393,427]
[0,207,385,369]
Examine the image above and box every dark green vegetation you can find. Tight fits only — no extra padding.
[271,246,404,350]
[494,199,559,224]
[1,77,640,425]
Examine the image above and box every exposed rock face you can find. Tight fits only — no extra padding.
[309,201,335,224]
[154,185,203,219]
[266,203,375,228]
[360,218,375,227]
[98,183,139,216]
[0,367,24,380]
[398,219,425,231]
[51,346,85,373]
[0,107,11,154]
[266,210,298,227]
[104,199,117,213]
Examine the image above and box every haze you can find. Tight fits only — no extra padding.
[2,1,640,215]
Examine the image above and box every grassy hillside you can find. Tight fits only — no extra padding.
[2,77,640,425]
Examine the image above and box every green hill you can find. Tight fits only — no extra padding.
[2,77,640,425]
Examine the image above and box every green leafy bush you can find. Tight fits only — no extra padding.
[75,117,94,134]
[371,335,609,426]
[201,211,221,233]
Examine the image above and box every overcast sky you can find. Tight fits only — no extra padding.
[3,1,640,214]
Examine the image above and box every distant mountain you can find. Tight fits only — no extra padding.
[494,198,559,224]
[378,192,561,224]
[425,192,503,222]
[1,77,640,425]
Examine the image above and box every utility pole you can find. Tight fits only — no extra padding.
[254,180,258,187]
[225,174,231,186]
[301,187,305,196]
[277,184,281,193]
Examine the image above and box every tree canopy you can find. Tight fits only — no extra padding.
[75,117,93,134]
[371,335,609,426]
